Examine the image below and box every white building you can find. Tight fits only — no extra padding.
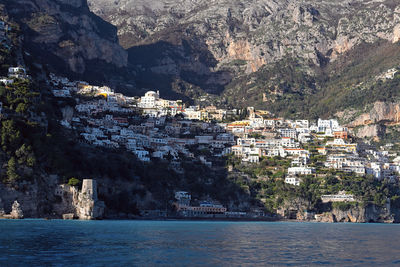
[298,133,312,143]
[184,106,201,120]
[8,67,26,75]
[264,119,275,127]
[280,137,299,148]
[242,154,260,163]
[262,147,285,157]
[232,146,261,163]
[285,148,308,156]
[288,166,315,176]
[295,120,309,128]
[139,91,160,108]
[317,119,340,133]
[196,135,214,144]
[0,78,13,85]
[279,128,297,139]
[133,149,150,162]
[285,176,302,186]
[321,192,355,203]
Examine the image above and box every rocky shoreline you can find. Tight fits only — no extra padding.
[1,178,398,223]
[1,216,399,224]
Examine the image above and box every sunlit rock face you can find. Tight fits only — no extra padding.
[88,0,400,72]
[3,0,127,75]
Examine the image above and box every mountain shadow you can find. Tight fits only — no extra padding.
[127,39,232,102]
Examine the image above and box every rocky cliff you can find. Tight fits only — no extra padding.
[2,0,129,83]
[337,101,400,139]
[4,0,400,115]
[0,175,59,218]
[347,102,400,127]
[315,204,394,223]
[278,196,395,223]
[54,179,105,220]
[86,0,400,102]
[89,0,400,68]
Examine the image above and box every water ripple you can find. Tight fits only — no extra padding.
[0,220,399,266]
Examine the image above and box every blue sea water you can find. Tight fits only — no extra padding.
[0,220,399,266]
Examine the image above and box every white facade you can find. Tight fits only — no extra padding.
[288,166,315,176]
[285,176,302,186]
[8,67,26,75]
[139,91,160,108]
[317,119,340,133]
[321,193,355,203]
[133,149,150,162]
[0,78,13,85]
[184,108,201,120]
[295,120,309,128]
[279,128,297,139]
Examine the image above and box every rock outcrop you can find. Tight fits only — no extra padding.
[10,200,23,219]
[82,0,400,104]
[3,0,127,76]
[354,124,385,140]
[349,102,400,127]
[0,198,5,217]
[0,176,57,218]
[54,179,105,220]
[315,213,335,223]
[89,0,400,64]
[344,101,400,139]
[88,0,400,75]
[53,184,79,216]
[278,195,394,223]
[315,203,393,223]
[76,179,105,220]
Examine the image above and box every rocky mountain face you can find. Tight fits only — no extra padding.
[2,0,130,84]
[89,0,400,64]
[4,0,400,114]
[87,0,400,104]
[315,204,394,223]
[279,197,395,223]
[339,101,400,139]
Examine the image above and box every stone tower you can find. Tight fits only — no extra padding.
[81,179,98,200]
[76,179,104,220]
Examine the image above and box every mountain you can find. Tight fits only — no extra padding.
[88,0,400,64]
[86,0,400,114]
[2,0,133,87]
[0,14,254,217]
[2,0,400,220]
[4,0,400,117]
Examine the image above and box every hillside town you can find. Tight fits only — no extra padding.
[41,73,400,216]
[2,68,400,220]
[45,74,400,184]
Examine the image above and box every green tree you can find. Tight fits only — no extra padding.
[1,120,21,152]
[15,144,36,167]
[6,157,19,182]
[15,102,27,114]
[68,177,81,187]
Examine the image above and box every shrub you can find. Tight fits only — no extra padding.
[67,177,81,187]
[332,201,357,211]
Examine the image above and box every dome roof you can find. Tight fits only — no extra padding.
[144,91,159,97]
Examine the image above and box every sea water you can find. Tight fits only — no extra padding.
[0,219,399,266]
